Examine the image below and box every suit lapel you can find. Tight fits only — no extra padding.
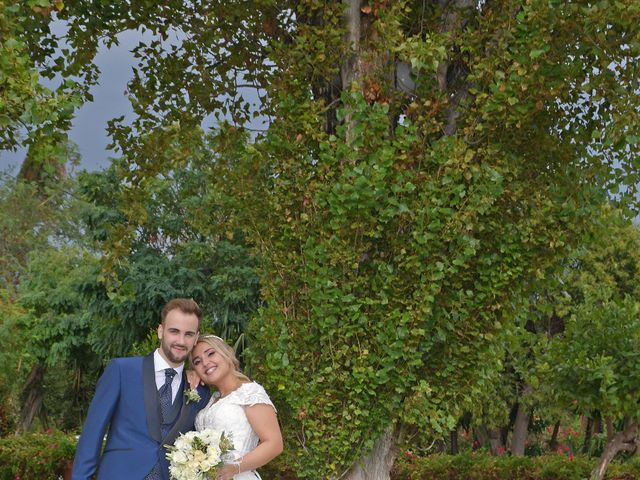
[143,353,162,443]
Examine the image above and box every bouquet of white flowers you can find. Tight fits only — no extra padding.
[166,429,233,480]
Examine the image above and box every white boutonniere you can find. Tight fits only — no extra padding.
[184,388,201,404]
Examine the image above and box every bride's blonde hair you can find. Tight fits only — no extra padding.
[193,334,251,384]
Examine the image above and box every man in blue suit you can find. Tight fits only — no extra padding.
[72,298,211,480]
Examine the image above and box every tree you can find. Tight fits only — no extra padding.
[0,170,94,432]
[0,1,84,182]
[226,2,638,477]
[76,160,261,357]
[545,209,640,480]
[12,246,101,433]
[461,206,640,459]
[1,0,86,423]
[552,295,640,480]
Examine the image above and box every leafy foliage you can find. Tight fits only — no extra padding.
[0,430,75,480]
[223,0,637,475]
[76,160,261,357]
[0,172,92,431]
[545,210,640,422]
[0,1,84,180]
[0,176,79,294]
[393,452,640,480]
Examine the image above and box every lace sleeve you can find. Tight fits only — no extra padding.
[233,382,277,411]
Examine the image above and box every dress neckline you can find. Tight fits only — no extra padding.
[212,381,252,404]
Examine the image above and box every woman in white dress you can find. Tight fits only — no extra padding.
[190,335,283,480]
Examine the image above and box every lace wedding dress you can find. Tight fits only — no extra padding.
[194,382,276,480]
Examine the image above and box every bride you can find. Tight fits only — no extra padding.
[190,335,283,480]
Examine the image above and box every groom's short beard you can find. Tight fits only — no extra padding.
[163,343,188,364]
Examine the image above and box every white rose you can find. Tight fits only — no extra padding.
[172,450,189,464]
[174,436,189,450]
[207,445,221,461]
[192,450,206,463]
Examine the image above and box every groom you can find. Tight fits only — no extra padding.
[72,298,211,480]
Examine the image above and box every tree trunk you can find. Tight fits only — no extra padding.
[510,403,530,455]
[17,363,46,433]
[593,412,602,434]
[436,0,476,135]
[474,426,489,451]
[341,0,362,91]
[510,384,532,455]
[450,427,459,454]
[549,420,561,451]
[18,156,66,192]
[487,427,505,455]
[474,425,505,454]
[342,426,398,480]
[583,416,593,454]
[591,421,638,480]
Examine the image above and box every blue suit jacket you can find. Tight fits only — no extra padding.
[72,353,210,480]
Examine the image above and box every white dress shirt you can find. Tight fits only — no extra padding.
[153,349,184,404]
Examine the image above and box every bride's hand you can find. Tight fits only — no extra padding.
[217,463,240,480]
[186,369,203,390]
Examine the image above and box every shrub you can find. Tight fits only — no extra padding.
[392,452,640,480]
[0,430,76,480]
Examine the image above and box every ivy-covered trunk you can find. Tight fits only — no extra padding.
[339,2,397,476]
[199,0,639,478]
[343,427,398,480]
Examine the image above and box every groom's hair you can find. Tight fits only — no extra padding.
[161,298,203,327]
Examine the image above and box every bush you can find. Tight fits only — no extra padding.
[0,430,76,480]
[392,452,640,480]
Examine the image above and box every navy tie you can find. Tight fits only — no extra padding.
[159,368,177,425]
[145,368,177,480]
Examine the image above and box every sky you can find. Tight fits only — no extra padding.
[1,29,144,175]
